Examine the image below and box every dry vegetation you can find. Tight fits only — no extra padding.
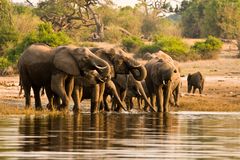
[0,40,240,115]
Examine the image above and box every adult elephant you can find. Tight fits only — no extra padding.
[73,47,147,112]
[18,44,110,110]
[145,57,180,112]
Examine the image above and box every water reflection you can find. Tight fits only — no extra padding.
[0,112,239,159]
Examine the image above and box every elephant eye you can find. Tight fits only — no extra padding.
[174,69,177,73]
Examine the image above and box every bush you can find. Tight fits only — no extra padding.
[191,36,223,59]
[0,57,11,69]
[138,43,161,55]
[7,23,71,63]
[104,25,125,43]
[121,36,144,52]
[138,35,193,61]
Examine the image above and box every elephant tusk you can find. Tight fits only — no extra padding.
[129,64,142,69]
[163,80,166,85]
[92,62,108,72]
[95,76,105,83]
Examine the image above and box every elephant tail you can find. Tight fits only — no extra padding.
[18,75,23,96]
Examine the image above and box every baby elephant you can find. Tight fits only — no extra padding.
[187,71,205,94]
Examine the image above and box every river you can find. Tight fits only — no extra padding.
[0,112,239,159]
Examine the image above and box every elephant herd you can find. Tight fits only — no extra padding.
[18,43,204,113]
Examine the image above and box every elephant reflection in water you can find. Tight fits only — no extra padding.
[18,113,179,154]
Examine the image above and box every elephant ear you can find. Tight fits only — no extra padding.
[53,47,80,76]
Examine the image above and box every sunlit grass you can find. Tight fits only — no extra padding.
[0,104,71,116]
[172,96,240,112]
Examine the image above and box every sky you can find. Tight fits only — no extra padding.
[11,0,139,7]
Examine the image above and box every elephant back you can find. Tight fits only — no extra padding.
[19,44,54,65]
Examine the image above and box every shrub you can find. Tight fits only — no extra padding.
[104,25,125,43]
[191,36,223,59]
[121,36,144,52]
[0,57,11,69]
[138,43,161,55]
[138,35,192,61]
[7,23,71,63]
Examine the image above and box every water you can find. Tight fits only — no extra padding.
[0,112,239,160]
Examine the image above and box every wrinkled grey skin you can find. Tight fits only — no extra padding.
[145,58,180,112]
[187,71,204,94]
[73,47,147,112]
[113,74,155,111]
[18,44,110,110]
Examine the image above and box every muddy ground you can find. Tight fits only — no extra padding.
[0,42,240,113]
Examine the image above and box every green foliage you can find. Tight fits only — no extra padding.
[138,35,193,61]
[115,6,144,35]
[13,4,33,15]
[141,17,158,38]
[0,27,18,47]
[104,25,125,43]
[0,0,19,55]
[181,0,240,38]
[121,36,144,52]
[191,36,223,59]
[139,44,161,55]
[7,23,71,62]
[0,57,11,69]
[154,35,190,60]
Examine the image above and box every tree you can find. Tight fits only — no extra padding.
[33,0,112,41]
[137,0,173,17]
[181,0,240,38]
[0,0,18,55]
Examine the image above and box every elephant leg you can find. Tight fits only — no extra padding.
[91,84,100,113]
[32,86,42,110]
[125,97,131,111]
[193,87,196,94]
[51,73,70,110]
[115,89,127,112]
[156,86,164,112]
[188,85,192,93]
[102,94,110,111]
[65,76,74,97]
[174,84,180,107]
[23,84,31,109]
[163,82,171,112]
[98,83,105,112]
[199,87,202,94]
[130,97,134,110]
[45,86,54,110]
[150,93,157,112]
[72,85,83,113]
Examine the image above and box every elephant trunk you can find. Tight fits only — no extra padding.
[106,80,127,111]
[136,81,156,112]
[92,56,111,81]
[130,65,147,81]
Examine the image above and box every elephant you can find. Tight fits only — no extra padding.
[112,74,155,111]
[18,43,110,110]
[72,47,147,112]
[72,71,126,113]
[187,71,204,94]
[145,57,180,112]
